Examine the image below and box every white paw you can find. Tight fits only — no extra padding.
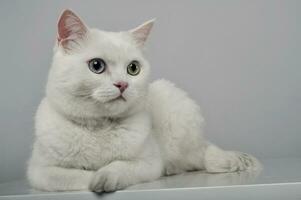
[204,145,261,173]
[89,168,127,192]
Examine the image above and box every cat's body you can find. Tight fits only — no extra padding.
[27,10,260,192]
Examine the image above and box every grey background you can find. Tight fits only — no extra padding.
[0,0,300,183]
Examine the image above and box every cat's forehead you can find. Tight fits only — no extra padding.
[85,29,142,61]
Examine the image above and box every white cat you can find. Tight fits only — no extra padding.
[27,9,261,192]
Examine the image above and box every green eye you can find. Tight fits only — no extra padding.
[127,60,141,76]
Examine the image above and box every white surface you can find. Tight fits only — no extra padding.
[0,157,301,199]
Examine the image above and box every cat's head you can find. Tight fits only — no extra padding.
[46,9,154,118]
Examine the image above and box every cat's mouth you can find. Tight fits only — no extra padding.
[108,95,126,103]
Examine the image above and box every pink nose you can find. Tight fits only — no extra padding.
[113,81,128,93]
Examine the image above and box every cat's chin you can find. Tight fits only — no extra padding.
[96,105,129,118]
[103,99,129,112]
[82,97,130,118]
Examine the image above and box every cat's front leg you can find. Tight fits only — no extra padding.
[89,140,163,192]
[89,158,162,192]
[27,165,94,191]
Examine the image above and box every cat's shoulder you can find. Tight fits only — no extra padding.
[35,98,62,123]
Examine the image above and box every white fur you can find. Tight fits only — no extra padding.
[27,10,261,192]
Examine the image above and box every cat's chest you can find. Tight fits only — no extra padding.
[52,120,132,170]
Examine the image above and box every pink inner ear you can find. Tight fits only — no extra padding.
[132,26,150,43]
[57,19,69,42]
[57,10,87,43]
[58,17,69,42]
[131,19,155,46]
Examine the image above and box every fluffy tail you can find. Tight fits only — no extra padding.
[204,144,262,173]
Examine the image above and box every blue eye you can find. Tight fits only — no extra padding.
[88,58,106,74]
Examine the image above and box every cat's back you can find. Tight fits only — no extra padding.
[148,79,205,135]
[147,79,207,174]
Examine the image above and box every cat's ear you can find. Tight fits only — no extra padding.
[57,9,88,51]
[130,19,155,47]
